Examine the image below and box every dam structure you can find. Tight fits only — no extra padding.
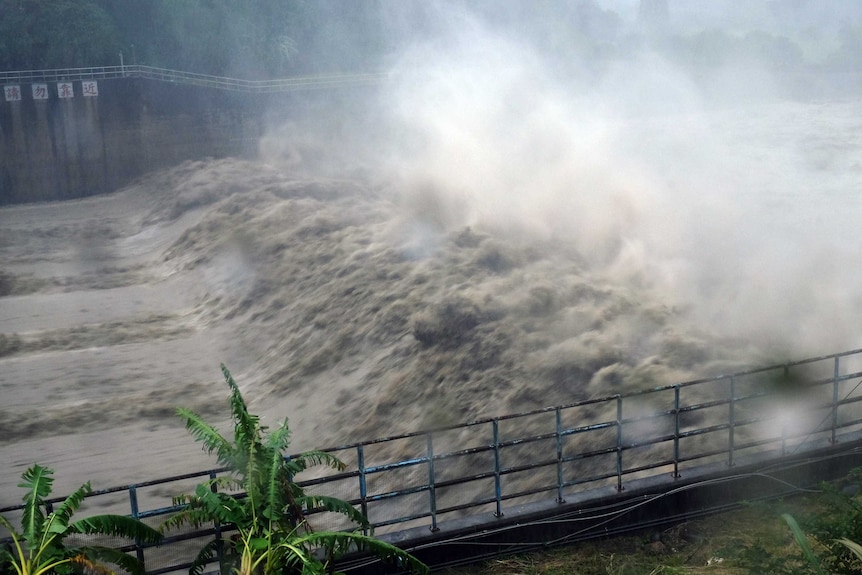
[0,64,384,205]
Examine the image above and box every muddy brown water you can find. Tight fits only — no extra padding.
[2,100,862,510]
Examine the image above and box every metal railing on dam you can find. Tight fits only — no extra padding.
[0,65,388,93]
[3,348,862,574]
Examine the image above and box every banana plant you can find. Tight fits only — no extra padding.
[783,513,826,575]
[0,464,163,575]
[783,513,862,574]
[162,364,427,575]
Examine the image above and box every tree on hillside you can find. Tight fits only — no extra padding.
[133,1,299,78]
[97,0,388,77]
[0,0,389,76]
[0,0,120,69]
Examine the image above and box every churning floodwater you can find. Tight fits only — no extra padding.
[1,94,861,508]
[606,98,862,347]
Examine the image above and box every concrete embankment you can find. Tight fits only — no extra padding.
[0,77,278,204]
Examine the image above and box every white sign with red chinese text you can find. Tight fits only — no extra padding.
[4,85,22,101]
[82,81,98,97]
[57,82,74,99]
[32,84,48,100]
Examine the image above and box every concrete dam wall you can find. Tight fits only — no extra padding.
[0,77,263,205]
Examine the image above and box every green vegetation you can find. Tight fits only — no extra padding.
[0,0,389,76]
[779,468,862,575]
[0,0,120,70]
[0,364,425,575]
[161,364,427,575]
[442,472,862,575]
[0,464,163,575]
[3,1,862,78]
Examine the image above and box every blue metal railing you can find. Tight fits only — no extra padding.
[3,347,862,574]
[0,65,387,93]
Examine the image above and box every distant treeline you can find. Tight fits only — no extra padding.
[1,0,861,77]
[0,0,390,77]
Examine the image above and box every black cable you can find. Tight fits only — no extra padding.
[341,449,862,572]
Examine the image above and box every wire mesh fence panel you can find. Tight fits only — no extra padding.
[839,375,862,400]
[159,520,211,541]
[558,401,615,443]
[364,464,427,514]
[626,387,676,415]
[622,410,675,446]
[499,438,557,472]
[783,405,835,449]
[432,424,490,456]
[434,476,497,514]
[66,489,127,517]
[498,410,556,444]
[686,377,734,405]
[800,357,839,382]
[366,490,430,530]
[360,435,426,469]
[732,370,773,397]
[839,354,862,378]
[304,474,363,532]
[680,394,729,426]
[309,505,365,534]
[305,471,358,501]
[319,445,361,476]
[137,513,167,535]
[134,476,212,516]
[148,533,219,575]
[727,420,778,460]
[0,508,22,539]
[563,424,617,454]
[677,427,739,466]
[621,440,675,477]
[62,530,137,552]
[838,377,862,416]
[560,455,618,493]
[435,449,495,483]
[733,391,775,427]
[838,402,862,434]
[678,384,713,413]
[500,465,559,504]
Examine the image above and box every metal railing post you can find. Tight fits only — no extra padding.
[209,471,223,566]
[426,433,439,532]
[493,419,504,517]
[832,356,840,444]
[728,376,736,467]
[357,446,369,535]
[128,486,145,568]
[673,386,681,478]
[616,395,624,492]
[556,408,565,503]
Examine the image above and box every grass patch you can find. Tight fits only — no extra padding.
[440,494,835,575]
